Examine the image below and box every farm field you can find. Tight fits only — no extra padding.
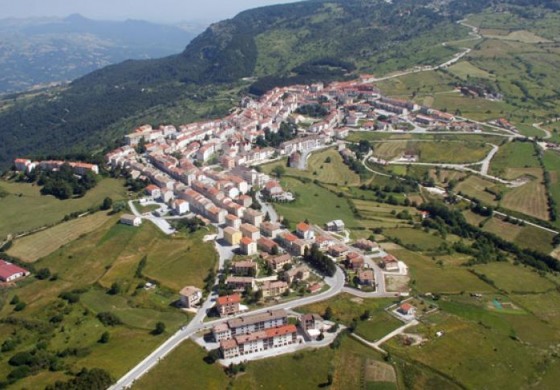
[6,212,116,262]
[133,340,230,390]
[488,141,540,178]
[387,310,543,389]
[133,333,400,390]
[306,148,361,185]
[0,178,127,239]
[0,219,211,388]
[382,228,446,251]
[372,140,492,163]
[447,61,495,80]
[273,177,356,228]
[260,149,361,186]
[543,151,560,226]
[501,170,549,221]
[390,248,494,294]
[472,262,558,294]
[478,216,555,253]
[455,176,501,206]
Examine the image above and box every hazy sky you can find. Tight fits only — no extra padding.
[0,0,300,23]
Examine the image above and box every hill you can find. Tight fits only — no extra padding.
[0,0,558,170]
[0,14,199,94]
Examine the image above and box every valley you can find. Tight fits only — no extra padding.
[1,1,560,389]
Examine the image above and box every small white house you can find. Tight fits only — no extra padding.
[120,214,142,227]
[173,199,190,215]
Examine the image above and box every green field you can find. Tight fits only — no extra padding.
[456,176,501,205]
[472,262,558,294]
[307,148,361,185]
[447,61,495,80]
[134,333,401,390]
[371,140,492,164]
[382,228,446,251]
[272,177,356,228]
[0,220,213,388]
[501,170,549,221]
[543,151,560,227]
[7,212,116,262]
[489,141,540,178]
[261,148,361,186]
[0,178,127,239]
[391,248,494,294]
[478,216,555,253]
[133,340,230,390]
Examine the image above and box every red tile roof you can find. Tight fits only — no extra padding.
[216,294,241,306]
[264,324,297,338]
[0,260,29,281]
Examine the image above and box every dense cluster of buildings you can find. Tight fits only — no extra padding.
[14,159,99,175]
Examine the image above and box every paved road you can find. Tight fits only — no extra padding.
[351,319,419,354]
[111,262,345,390]
[256,192,279,223]
[128,200,176,235]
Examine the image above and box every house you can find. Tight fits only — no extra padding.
[291,239,311,256]
[315,235,335,251]
[0,260,30,282]
[257,237,279,254]
[240,237,258,256]
[398,303,416,316]
[240,223,261,241]
[243,208,264,228]
[179,286,202,308]
[262,180,284,197]
[278,232,298,251]
[260,280,289,298]
[226,276,256,292]
[227,309,288,337]
[232,260,258,276]
[329,244,349,258]
[300,313,324,338]
[346,252,364,270]
[296,222,315,240]
[213,323,232,342]
[382,254,400,272]
[220,324,297,359]
[120,214,142,227]
[325,220,345,232]
[172,199,190,215]
[224,227,243,246]
[225,214,242,230]
[260,222,283,238]
[216,294,242,317]
[266,254,292,272]
[284,265,310,284]
[353,238,379,252]
[236,194,253,208]
[145,184,161,199]
[358,269,375,286]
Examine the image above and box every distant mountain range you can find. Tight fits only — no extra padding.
[0,14,203,93]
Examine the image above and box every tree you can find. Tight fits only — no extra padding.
[10,295,20,305]
[98,332,110,344]
[107,282,121,295]
[36,268,51,280]
[153,322,166,335]
[272,165,286,178]
[101,197,113,210]
[324,306,333,320]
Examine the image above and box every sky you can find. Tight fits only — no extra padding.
[0,0,301,24]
